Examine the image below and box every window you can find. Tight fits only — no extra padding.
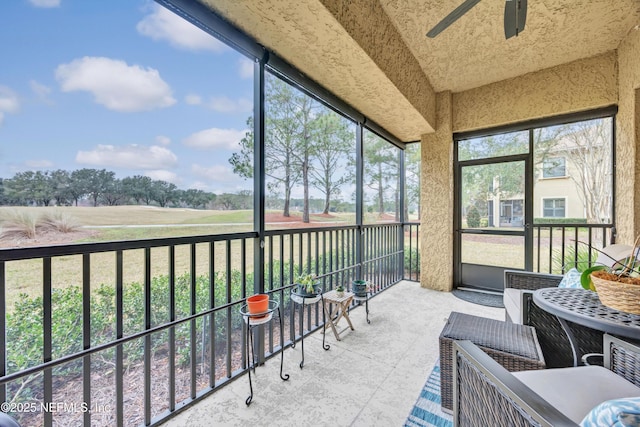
[264,71,356,229]
[1,1,255,242]
[543,157,566,178]
[534,117,613,224]
[543,198,566,217]
[363,129,400,223]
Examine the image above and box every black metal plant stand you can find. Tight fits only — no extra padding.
[239,300,289,406]
[350,281,371,324]
[291,289,330,369]
[352,293,371,324]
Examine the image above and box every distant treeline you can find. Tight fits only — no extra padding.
[0,169,359,212]
[0,169,245,210]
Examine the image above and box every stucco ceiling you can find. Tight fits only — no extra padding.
[381,0,640,93]
[197,0,640,141]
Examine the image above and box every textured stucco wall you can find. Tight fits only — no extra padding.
[615,29,640,243]
[452,52,618,133]
[319,0,436,131]
[420,92,454,291]
[421,50,625,291]
[201,0,433,140]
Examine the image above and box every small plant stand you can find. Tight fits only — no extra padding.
[353,282,371,324]
[239,300,289,406]
[291,289,330,368]
[322,290,355,340]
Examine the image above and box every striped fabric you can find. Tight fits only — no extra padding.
[405,360,453,427]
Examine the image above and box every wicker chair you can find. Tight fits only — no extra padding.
[453,335,640,427]
[504,270,603,368]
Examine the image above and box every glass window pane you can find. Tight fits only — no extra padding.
[404,143,421,221]
[461,234,524,268]
[264,72,356,230]
[461,162,525,230]
[458,130,528,161]
[363,129,400,224]
[534,118,613,223]
[0,2,254,247]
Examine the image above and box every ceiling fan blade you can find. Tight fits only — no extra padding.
[426,0,482,38]
[504,0,527,39]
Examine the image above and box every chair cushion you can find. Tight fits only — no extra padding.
[513,366,640,424]
[503,288,523,323]
[558,268,583,288]
[580,396,640,426]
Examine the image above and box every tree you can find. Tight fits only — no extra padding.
[288,91,318,222]
[535,119,612,223]
[181,189,214,209]
[458,133,527,222]
[230,77,306,219]
[101,178,125,206]
[404,143,421,219]
[151,180,177,208]
[50,169,72,206]
[229,116,254,180]
[122,175,155,205]
[309,112,353,214]
[68,168,114,207]
[364,132,399,218]
[4,171,55,206]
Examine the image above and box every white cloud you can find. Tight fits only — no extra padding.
[184,93,202,105]
[55,56,176,112]
[76,144,178,169]
[145,170,179,184]
[25,159,54,168]
[29,0,60,7]
[238,58,254,79]
[191,164,235,181]
[183,128,245,150]
[0,86,20,114]
[137,4,227,53]
[208,96,252,113]
[0,113,4,127]
[30,80,53,104]
[155,135,171,146]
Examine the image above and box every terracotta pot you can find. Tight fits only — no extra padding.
[247,294,269,314]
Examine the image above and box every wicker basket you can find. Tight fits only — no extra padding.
[591,271,640,315]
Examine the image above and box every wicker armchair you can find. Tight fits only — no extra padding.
[453,335,640,427]
[504,270,603,368]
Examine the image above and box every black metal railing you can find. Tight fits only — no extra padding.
[532,223,615,274]
[0,222,419,427]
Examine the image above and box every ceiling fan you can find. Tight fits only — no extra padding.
[426,0,527,39]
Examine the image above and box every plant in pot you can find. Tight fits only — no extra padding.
[335,284,345,297]
[580,236,640,314]
[295,274,320,296]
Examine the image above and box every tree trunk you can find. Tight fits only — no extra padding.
[303,159,310,223]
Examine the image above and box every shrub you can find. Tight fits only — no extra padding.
[38,211,80,233]
[466,206,480,228]
[551,244,598,274]
[404,246,420,273]
[0,210,38,240]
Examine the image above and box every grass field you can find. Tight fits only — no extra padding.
[0,206,367,308]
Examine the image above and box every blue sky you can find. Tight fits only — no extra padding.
[0,0,254,194]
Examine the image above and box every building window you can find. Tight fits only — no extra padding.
[543,198,566,217]
[543,157,566,178]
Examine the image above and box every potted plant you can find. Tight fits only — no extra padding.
[580,236,640,314]
[295,274,320,296]
[335,284,345,297]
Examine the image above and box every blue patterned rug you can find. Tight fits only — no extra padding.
[404,359,453,427]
